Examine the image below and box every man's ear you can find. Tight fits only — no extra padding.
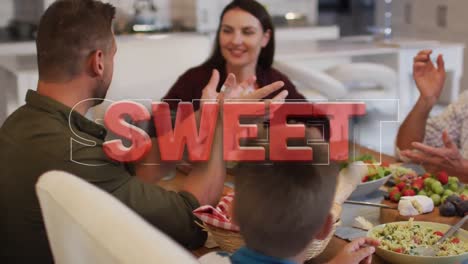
[261,29,271,48]
[89,50,105,78]
[315,214,333,240]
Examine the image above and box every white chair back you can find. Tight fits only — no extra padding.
[273,60,347,100]
[325,62,398,113]
[36,170,199,264]
[325,63,398,96]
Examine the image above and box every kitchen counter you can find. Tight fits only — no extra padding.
[0,25,340,56]
[0,54,36,73]
[276,37,463,60]
[0,41,36,56]
[0,32,202,56]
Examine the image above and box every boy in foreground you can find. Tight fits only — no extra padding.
[200,162,379,264]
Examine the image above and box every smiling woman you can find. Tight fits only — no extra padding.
[162,0,307,112]
[219,8,271,74]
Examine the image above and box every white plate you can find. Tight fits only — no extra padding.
[349,174,392,199]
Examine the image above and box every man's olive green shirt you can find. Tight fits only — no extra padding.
[0,90,206,263]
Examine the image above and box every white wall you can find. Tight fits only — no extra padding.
[0,0,14,27]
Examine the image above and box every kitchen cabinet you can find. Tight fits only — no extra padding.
[376,0,468,93]
[171,0,318,33]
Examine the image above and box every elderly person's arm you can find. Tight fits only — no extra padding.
[396,50,446,152]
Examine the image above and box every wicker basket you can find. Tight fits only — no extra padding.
[199,211,341,260]
[303,220,341,260]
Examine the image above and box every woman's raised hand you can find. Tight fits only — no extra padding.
[222,73,287,101]
[201,69,287,102]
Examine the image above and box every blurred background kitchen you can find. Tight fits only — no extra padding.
[0,0,466,156]
[0,0,374,40]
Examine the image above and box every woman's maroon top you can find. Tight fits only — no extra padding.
[161,64,329,141]
[162,64,305,111]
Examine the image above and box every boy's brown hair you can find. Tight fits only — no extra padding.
[36,0,115,82]
[234,162,338,258]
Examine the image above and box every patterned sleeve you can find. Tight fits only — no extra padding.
[423,91,468,148]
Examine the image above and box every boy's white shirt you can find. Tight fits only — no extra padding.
[199,252,232,264]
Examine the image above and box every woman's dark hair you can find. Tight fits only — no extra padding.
[203,0,275,70]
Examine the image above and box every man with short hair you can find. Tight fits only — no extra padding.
[0,0,286,262]
[234,163,338,260]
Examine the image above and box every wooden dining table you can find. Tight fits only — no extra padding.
[158,144,464,264]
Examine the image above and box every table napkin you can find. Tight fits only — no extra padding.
[193,192,240,232]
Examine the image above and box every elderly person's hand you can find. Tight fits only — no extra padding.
[400,131,462,167]
[413,49,446,106]
[400,131,468,181]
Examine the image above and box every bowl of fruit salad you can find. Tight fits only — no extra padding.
[347,154,393,199]
[368,218,468,264]
[387,170,468,217]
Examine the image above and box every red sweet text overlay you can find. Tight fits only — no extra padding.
[102,101,366,162]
